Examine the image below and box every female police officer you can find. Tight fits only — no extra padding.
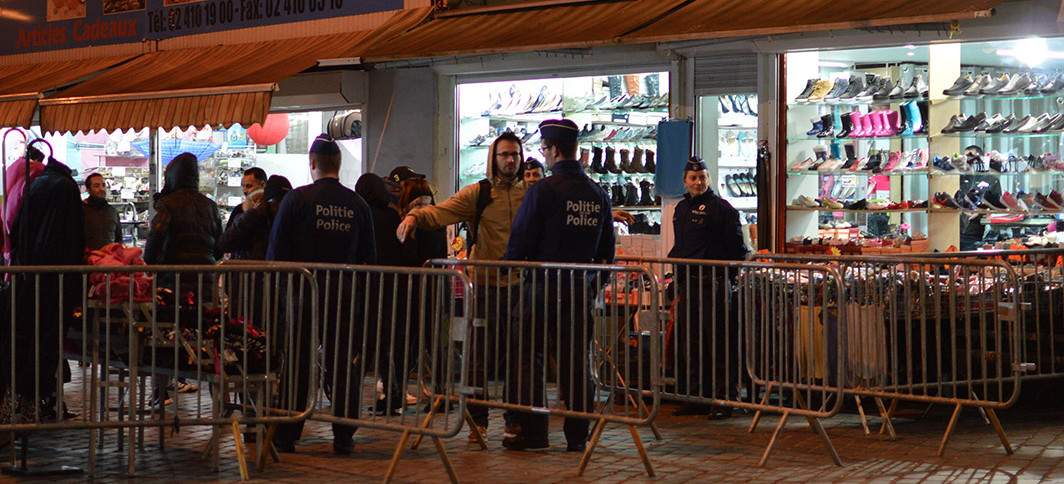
[668,156,748,418]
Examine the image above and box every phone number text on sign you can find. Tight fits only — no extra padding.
[148,0,347,35]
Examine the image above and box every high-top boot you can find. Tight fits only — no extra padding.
[632,146,645,170]
[639,180,654,205]
[868,110,885,137]
[914,101,928,134]
[629,147,645,173]
[896,103,912,136]
[611,183,625,206]
[836,113,854,138]
[816,114,834,138]
[642,150,655,174]
[592,146,606,174]
[840,143,858,170]
[605,146,621,174]
[624,181,639,206]
[619,148,631,172]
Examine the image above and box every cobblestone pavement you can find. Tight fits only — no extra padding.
[4,389,1064,484]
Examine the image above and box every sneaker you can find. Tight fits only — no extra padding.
[794,79,819,102]
[933,192,960,209]
[1052,191,1064,209]
[796,195,820,208]
[806,80,835,102]
[981,191,1008,211]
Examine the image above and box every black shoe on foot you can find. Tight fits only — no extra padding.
[567,442,587,452]
[672,403,713,416]
[334,437,355,455]
[707,406,735,420]
[273,439,296,453]
[502,435,549,451]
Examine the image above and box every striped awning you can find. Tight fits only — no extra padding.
[623,0,1001,44]
[362,0,1002,62]
[39,7,430,134]
[0,56,132,128]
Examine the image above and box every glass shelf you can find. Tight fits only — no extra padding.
[929,207,1064,215]
[942,92,1064,103]
[929,170,1063,176]
[787,206,928,213]
[934,131,1063,139]
[787,135,929,142]
[786,170,928,176]
[788,97,927,108]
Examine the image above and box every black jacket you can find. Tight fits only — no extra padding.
[83,196,122,250]
[668,189,747,261]
[11,159,85,266]
[144,155,222,265]
[354,173,403,266]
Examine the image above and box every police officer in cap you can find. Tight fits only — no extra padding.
[502,119,614,452]
[668,156,748,418]
[267,134,376,455]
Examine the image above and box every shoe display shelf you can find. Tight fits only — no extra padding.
[458,76,667,191]
[710,95,759,213]
[787,71,932,248]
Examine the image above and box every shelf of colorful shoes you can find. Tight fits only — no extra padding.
[788,97,927,108]
[929,207,1064,215]
[787,205,928,213]
[942,92,1064,103]
[933,131,1064,139]
[786,169,929,176]
[567,107,669,116]
[929,169,1064,176]
[786,134,929,142]
[471,112,560,123]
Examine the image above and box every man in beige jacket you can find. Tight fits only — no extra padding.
[396,131,527,442]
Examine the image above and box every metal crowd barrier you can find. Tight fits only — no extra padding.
[617,256,847,467]
[426,259,661,478]
[914,248,1063,382]
[748,253,1024,456]
[1,264,319,480]
[294,264,473,483]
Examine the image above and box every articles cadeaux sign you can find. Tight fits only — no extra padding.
[3,0,402,55]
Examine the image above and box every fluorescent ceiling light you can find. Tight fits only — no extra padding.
[817,61,850,68]
[996,37,1057,66]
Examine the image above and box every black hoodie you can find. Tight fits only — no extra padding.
[354,173,403,265]
[144,153,222,265]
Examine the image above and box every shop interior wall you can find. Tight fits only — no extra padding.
[365,67,437,187]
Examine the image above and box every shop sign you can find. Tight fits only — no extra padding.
[2,0,403,55]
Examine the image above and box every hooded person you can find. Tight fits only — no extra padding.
[353,172,411,415]
[144,153,223,299]
[1,155,85,429]
[2,146,46,260]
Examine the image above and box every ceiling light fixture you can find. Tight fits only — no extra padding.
[997,37,1057,66]
[817,61,850,69]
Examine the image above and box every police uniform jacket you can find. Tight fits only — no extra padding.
[668,188,747,262]
[266,177,376,264]
[504,159,614,264]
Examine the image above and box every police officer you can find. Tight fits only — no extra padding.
[502,119,614,452]
[668,156,748,418]
[267,134,376,455]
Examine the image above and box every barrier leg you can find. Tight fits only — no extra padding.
[628,425,655,477]
[231,421,249,481]
[432,436,460,484]
[410,396,440,450]
[758,412,789,467]
[807,417,842,466]
[985,408,1013,455]
[256,423,280,471]
[937,403,963,456]
[385,431,413,483]
[749,383,773,433]
[577,418,607,476]
[854,395,870,435]
[464,411,487,450]
[875,398,897,440]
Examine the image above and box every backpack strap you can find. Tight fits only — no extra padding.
[465,178,493,251]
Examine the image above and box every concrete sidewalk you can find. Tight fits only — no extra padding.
[5,396,1063,483]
